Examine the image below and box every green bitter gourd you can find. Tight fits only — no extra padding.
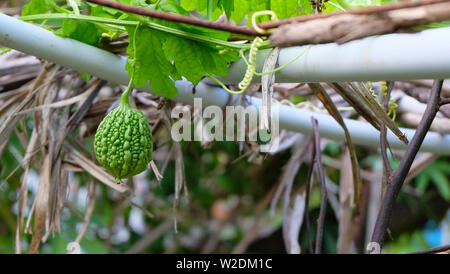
[94,85,152,183]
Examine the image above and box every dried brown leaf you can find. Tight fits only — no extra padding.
[337,147,356,254]
[29,154,51,254]
[309,83,362,205]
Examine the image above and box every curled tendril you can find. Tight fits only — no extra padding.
[209,11,311,95]
[209,10,277,95]
[238,37,263,91]
[380,81,388,98]
[209,36,264,95]
[366,81,398,121]
[251,10,278,34]
[387,99,398,121]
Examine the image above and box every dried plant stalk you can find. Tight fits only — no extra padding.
[270,2,450,47]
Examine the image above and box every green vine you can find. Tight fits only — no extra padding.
[20,13,258,50]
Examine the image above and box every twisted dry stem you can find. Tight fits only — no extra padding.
[370,79,443,252]
[311,117,328,254]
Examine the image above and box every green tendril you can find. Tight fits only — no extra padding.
[254,45,312,76]
[367,81,398,121]
[208,11,311,95]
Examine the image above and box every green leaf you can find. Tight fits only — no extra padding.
[55,20,102,46]
[113,0,149,6]
[159,0,192,15]
[126,27,179,98]
[218,0,234,19]
[79,72,92,82]
[230,0,252,24]
[163,36,239,85]
[89,3,124,18]
[428,167,450,201]
[0,48,11,55]
[181,0,223,20]
[180,0,207,11]
[232,0,270,25]
[433,160,450,175]
[416,173,429,193]
[299,0,313,15]
[270,0,300,19]
[22,0,55,16]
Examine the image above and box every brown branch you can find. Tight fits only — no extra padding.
[409,244,450,254]
[370,80,443,251]
[439,97,450,106]
[311,117,327,254]
[302,139,315,254]
[260,0,450,29]
[270,1,450,47]
[401,82,450,119]
[83,0,260,36]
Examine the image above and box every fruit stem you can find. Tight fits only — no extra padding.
[119,79,133,107]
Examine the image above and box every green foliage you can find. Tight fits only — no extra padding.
[0,48,12,55]
[121,2,239,97]
[180,0,302,23]
[55,20,103,46]
[384,230,430,254]
[22,0,55,16]
[22,0,242,98]
[218,0,234,19]
[323,141,341,157]
[21,0,445,99]
[270,0,301,19]
[163,36,239,85]
[126,26,180,97]
[298,0,313,15]
[416,159,450,201]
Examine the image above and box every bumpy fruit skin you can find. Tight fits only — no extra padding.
[94,104,152,182]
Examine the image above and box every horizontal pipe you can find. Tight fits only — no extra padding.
[219,26,450,84]
[1,14,450,154]
[190,82,450,154]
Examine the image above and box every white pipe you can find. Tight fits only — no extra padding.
[1,14,450,154]
[219,27,450,84]
[0,14,130,85]
[192,82,450,154]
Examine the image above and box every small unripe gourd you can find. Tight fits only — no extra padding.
[94,88,152,183]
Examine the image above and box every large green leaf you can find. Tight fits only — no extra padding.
[299,0,313,15]
[218,0,235,19]
[126,27,179,98]
[55,20,102,46]
[270,0,300,19]
[22,0,55,16]
[180,0,208,11]
[163,36,239,85]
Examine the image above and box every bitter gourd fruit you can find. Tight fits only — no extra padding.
[94,86,152,183]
